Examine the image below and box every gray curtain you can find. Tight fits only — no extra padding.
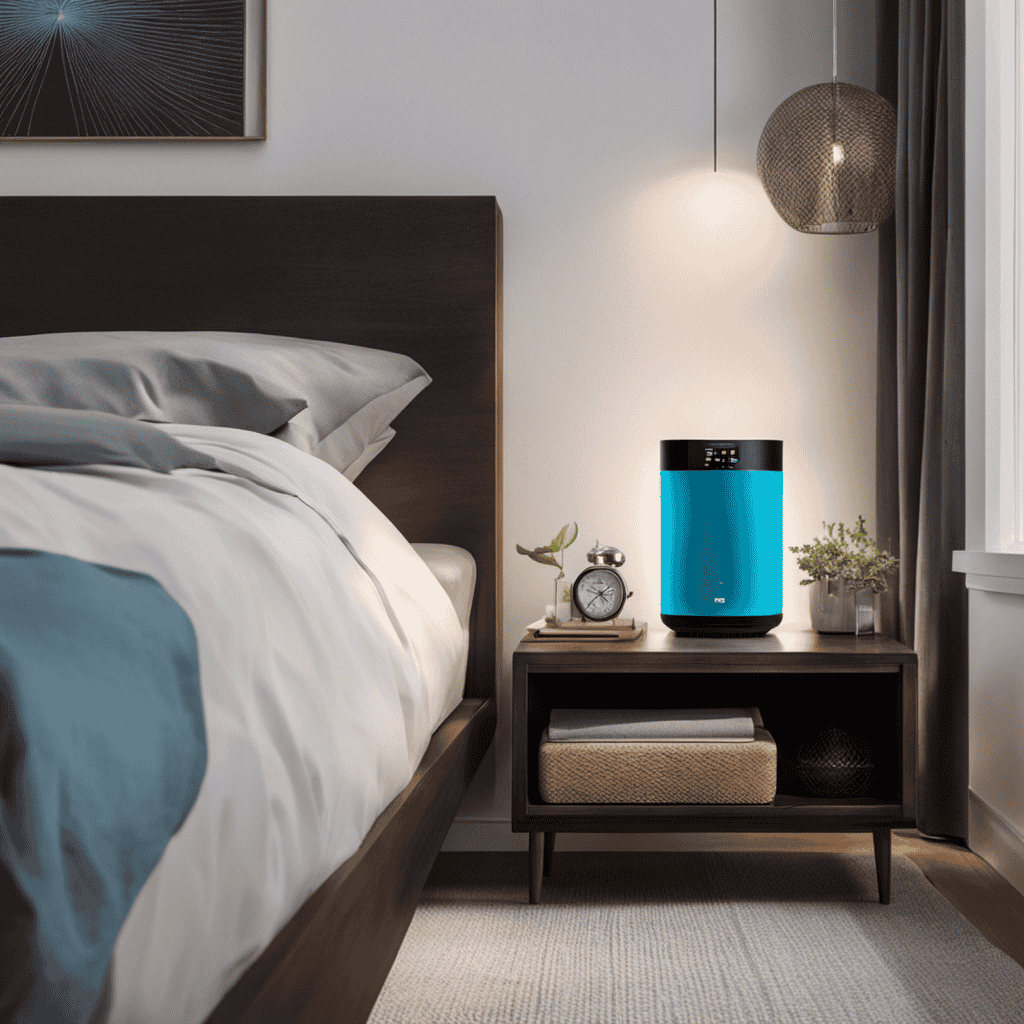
[876,0,968,841]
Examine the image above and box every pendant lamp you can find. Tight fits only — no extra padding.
[756,0,896,234]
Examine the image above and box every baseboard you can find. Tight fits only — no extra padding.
[969,788,1024,898]
[440,820,893,854]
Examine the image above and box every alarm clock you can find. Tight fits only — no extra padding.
[572,541,633,621]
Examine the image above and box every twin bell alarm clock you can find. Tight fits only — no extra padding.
[572,541,633,621]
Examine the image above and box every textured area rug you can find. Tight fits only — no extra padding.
[368,851,1024,1024]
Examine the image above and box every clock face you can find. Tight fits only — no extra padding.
[573,566,626,621]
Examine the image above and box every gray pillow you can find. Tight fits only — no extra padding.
[0,331,431,476]
[0,405,220,474]
[0,332,306,434]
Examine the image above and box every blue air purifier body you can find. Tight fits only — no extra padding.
[661,439,783,637]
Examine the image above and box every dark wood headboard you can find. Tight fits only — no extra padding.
[0,196,502,701]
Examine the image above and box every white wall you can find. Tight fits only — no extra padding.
[0,0,882,850]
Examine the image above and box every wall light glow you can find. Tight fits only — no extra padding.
[631,169,785,297]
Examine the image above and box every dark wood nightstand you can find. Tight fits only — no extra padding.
[512,625,917,904]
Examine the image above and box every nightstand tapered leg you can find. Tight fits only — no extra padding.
[543,831,555,877]
[873,828,891,904]
[529,832,543,903]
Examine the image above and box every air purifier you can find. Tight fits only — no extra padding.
[661,439,783,637]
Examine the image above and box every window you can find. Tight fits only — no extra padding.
[984,0,1024,554]
[1014,0,1024,552]
[954,0,1024,591]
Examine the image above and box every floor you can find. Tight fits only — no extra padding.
[891,829,1024,971]
[430,830,1024,971]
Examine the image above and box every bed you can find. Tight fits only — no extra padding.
[0,196,501,1024]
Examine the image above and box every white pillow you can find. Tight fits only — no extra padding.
[338,428,395,482]
[272,371,429,481]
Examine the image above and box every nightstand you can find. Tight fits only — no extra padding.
[512,626,917,904]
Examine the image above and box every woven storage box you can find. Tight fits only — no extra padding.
[538,726,777,804]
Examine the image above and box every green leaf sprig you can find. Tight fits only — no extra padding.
[789,515,898,594]
[516,522,578,584]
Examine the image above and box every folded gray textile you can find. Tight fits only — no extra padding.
[547,708,763,743]
[0,405,220,473]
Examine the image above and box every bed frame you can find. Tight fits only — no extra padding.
[0,196,501,1024]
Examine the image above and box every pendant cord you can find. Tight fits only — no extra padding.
[830,0,839,219]
[713,0,717,171]
[832,0,837,84]
[829,0,838,149]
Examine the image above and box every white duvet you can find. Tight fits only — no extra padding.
[0,423,468,1024]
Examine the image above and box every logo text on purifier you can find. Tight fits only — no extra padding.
[714,597,725,603]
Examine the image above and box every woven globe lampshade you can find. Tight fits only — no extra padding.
[757,81,896,234]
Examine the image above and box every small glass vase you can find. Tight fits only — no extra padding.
[545,580,574,625]
[809,577,875,635]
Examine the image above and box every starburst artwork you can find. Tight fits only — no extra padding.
[0,0,246,138]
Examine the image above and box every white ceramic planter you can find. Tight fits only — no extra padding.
[809,577,875,634]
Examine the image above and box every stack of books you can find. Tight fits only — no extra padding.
[522,618,647,642]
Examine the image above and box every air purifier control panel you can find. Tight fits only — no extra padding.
[704,445,740,468]
[661,439,783,473]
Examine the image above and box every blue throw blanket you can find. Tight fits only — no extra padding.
[0,549,207,1024]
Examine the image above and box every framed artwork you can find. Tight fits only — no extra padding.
[0,0,266,140]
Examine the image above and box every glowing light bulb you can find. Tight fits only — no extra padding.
[832,143,845,165]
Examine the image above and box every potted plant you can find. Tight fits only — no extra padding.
[516,522,578,625]
[789,515,898,634]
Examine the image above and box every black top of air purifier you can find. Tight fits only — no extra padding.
[660,439,783,471]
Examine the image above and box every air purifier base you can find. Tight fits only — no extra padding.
[661,613,783,638]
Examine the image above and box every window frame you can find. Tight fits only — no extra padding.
[954,0,1024,591]
[984,0,1022,555]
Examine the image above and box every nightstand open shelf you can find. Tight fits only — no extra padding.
[512,626,917,904]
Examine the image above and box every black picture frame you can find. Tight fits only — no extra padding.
[0,0,266,141]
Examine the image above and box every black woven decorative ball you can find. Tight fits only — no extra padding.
[797,726,874,798]
[757,81,897,234]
